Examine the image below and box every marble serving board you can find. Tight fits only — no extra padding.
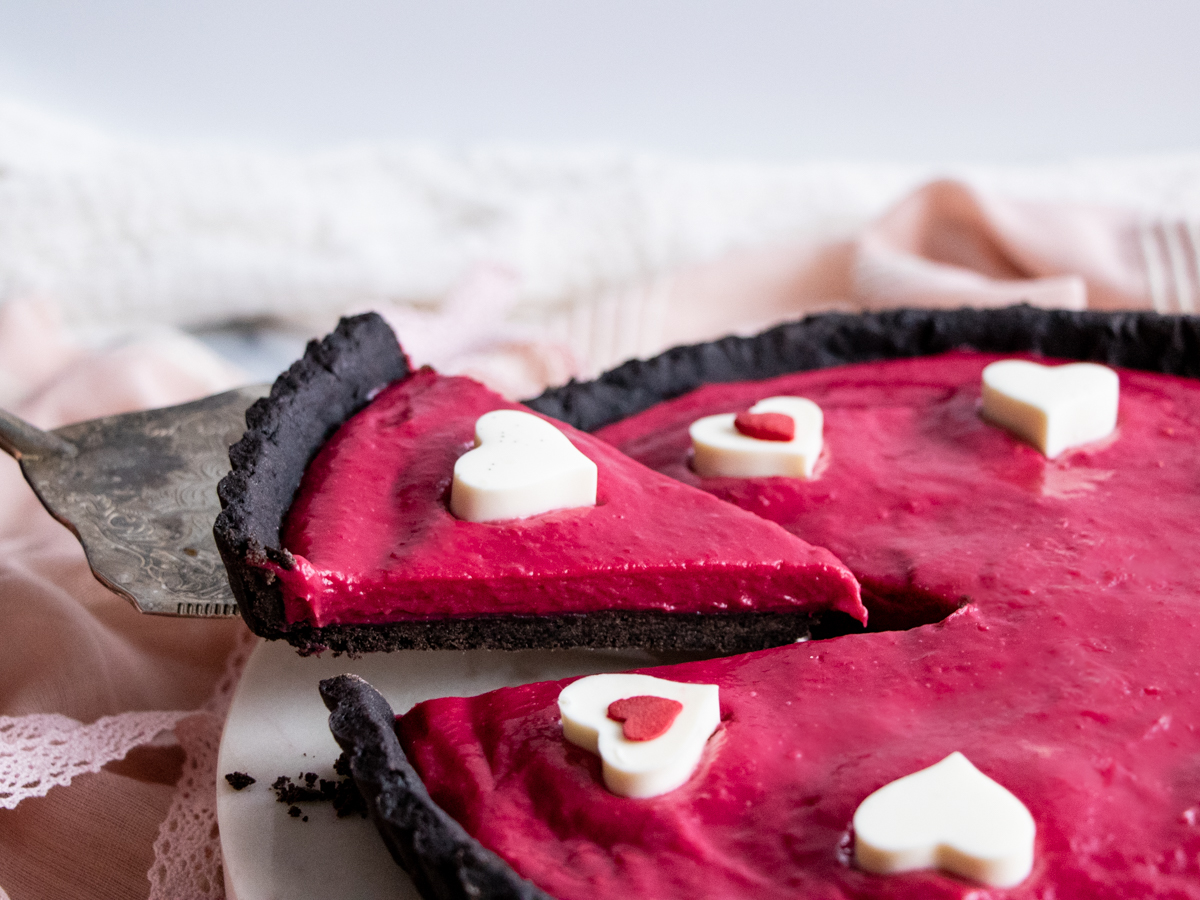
[216,639,691,900]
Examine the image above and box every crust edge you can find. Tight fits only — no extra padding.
[321,674,555,900]
[213,312,410,637]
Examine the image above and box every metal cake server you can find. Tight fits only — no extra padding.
[0,385,268,617]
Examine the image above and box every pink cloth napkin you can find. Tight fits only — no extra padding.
[653,179,1156,350]
[0,301,249,900]
[0,179,1172,900]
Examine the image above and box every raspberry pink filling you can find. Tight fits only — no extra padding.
[275,369,863,627]
[397,353,1200,899]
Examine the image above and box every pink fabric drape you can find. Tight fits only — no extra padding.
[0,179,1172,899]
[0,301,248,899]
[654,179,1156,350]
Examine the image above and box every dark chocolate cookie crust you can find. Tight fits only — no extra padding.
[216,306,1200,654]
[525,305,1200,430]
[214,313,410,639]
[322,674,555,900]
[263,608,854,656]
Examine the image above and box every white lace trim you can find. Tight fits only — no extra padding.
[0,709,189,810]
[148,627,259,900]
[0,625,257,900]
[146,711,226,899]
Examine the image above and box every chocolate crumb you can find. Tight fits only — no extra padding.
[269,751,366,820]
[224,771,256,790]
[271,775,323,804]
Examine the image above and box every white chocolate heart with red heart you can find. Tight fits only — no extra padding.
[689,396,823,478]
[981,360,1119,458]
[853,752,1035,888]
[558,673,720,798]
[450,410,597,522]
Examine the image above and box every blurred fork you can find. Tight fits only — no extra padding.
[1139,217,1200,314]
[0,385,267,617]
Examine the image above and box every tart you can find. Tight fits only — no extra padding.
[214,314,863,655]
[321,306,1200,900]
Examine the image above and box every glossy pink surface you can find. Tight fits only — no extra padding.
[399,353,1200,899]
[277,369,862,626]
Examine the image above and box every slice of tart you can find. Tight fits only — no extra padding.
[215,314,864,654]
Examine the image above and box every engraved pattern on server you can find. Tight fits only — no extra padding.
[15,386,268,617]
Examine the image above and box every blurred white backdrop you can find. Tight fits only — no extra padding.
[1,0,1198,162]
[2,0,1200,385]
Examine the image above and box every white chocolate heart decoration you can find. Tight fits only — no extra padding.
[853,752,1035,888]
[558,673,720,798]
[689,396,824,478]
[450,410,597,522]
[981,360,1119,458]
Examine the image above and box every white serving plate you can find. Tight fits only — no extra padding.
[217,638,689,899]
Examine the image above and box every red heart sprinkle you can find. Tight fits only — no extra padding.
[734,411,795,442]
[607,695,684,741]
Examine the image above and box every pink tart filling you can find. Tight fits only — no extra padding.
[274,369,864,627]
[396,352,1200,899]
